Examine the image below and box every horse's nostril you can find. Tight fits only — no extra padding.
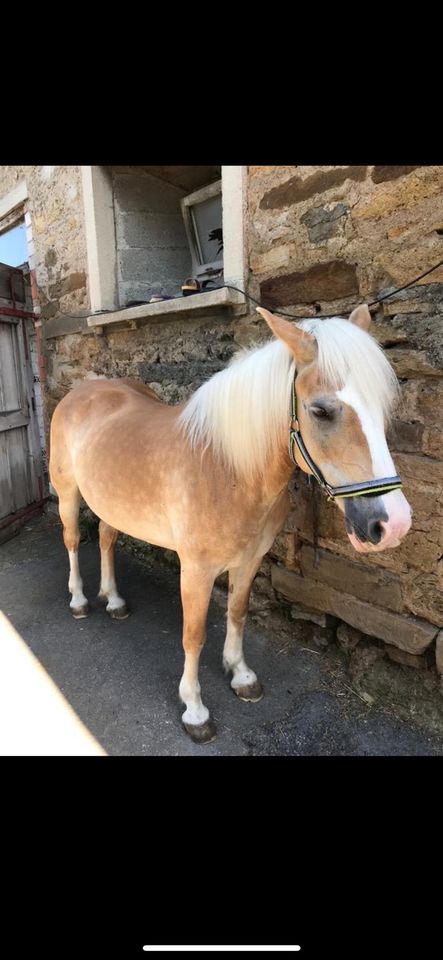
[367,519,384,544]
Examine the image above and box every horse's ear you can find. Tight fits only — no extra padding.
[349,304,371,331]
[256,308,317,364]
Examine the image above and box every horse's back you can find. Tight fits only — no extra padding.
[52,378,168,435]
[118,378,162,401]
[50,378,174,474]
[56,377,162,413]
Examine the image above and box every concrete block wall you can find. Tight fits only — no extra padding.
[112,169,192,304]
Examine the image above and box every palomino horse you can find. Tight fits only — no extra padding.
[49,305,412,744]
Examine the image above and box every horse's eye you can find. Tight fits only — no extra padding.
[311,405,331,419]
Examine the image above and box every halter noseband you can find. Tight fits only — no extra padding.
[288,376,402,502]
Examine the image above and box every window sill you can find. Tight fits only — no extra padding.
[87,287,248,331]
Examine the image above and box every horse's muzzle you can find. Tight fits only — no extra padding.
[344,489,412,553]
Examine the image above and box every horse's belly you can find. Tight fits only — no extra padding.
[70,416,179,549]
[77,480,177,551]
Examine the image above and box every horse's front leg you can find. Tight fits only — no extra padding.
[223,556,264,702]
[179,563,217,745]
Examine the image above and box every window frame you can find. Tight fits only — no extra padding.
[180,179,224,281]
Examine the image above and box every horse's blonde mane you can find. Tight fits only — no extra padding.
[179,317,399,479]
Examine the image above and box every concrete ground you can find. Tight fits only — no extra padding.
[1,513,442,756]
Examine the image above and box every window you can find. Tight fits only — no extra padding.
[181,180,223,284]
[0,222,27,268]
[82,166,247,327]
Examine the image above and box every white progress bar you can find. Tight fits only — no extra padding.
[143,948,301,953]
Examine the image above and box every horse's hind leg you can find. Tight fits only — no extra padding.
[223,557,264,702]
[58,485,89,618]
[179,562,217,744]
[97,520,128,619]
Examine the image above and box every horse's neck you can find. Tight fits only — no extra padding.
[180,338,296,494]
[252,436,295,499]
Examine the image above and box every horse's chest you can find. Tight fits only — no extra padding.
[221,490,290,565]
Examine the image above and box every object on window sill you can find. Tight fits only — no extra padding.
[182,268,224,297]
[125,296,174,308]
[196,266,224,285]
[181,278,201,297]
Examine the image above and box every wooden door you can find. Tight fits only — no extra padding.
[0,314,41,520]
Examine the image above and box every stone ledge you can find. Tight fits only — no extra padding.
[87,287,247,329]
[271,563,437,654]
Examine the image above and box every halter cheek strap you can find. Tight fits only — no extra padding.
[288,378,403,502]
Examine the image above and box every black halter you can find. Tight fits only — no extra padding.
[288,376,402,502]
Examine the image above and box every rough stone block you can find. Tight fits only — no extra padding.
[401,571,443,627]
[260,260,358,307]
[260,167,367,210]
[48,272,86,299]
[268,530,300,569]
[386,347,442,378]
[387,419,424,454]
[381,283,443,315]
[250,245,291,274]
[422,425,443,459]
[300,204,348,243]
[290,604,329,627]
[300,545,403,612]
[371,166,422,183]
[271,564,437,654]
[393,453,443,486]
[385,645,428,669]
[352,169,443,220]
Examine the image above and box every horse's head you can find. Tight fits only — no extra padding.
[257,305,412,553]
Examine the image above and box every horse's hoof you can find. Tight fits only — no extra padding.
[71,603,89,619]
[183,719,217,745]
[107,603,129,620]
[234,679,264,703]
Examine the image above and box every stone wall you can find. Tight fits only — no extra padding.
[0,165,89,443]
[247,165,443,671]
[45,307,239,409]
[0,167,89,319]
